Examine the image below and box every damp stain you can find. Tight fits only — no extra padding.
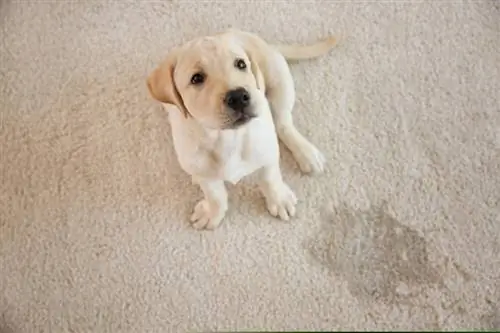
[306,202,444,304]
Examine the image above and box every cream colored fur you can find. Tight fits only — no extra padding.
[147,29,337,229]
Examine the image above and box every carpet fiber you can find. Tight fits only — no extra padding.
[1,1,499,331]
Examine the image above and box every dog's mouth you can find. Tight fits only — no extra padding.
[222,105,257,129]
[231,113,256,129]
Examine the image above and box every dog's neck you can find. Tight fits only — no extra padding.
[194,121,253,162]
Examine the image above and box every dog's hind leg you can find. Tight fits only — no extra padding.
[266,53,326,174]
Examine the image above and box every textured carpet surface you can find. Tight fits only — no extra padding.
[1,1,499,331]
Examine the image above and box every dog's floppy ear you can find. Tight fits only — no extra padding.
[238,37,266,93]
[147,50,189,117]
[249,55,265,94]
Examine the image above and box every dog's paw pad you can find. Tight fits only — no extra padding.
[190,200,225,230]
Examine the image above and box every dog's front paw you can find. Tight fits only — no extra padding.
[264,183,298,221]
[293,142,326,174]
[190,199,227,230]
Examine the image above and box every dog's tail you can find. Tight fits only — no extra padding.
[274,36,338,60]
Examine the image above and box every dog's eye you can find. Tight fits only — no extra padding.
[190,73,205,85]
[235,59,247,70]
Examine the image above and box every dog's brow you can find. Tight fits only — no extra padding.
[188,60,204,74]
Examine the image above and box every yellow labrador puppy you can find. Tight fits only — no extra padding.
[147,29,337,229]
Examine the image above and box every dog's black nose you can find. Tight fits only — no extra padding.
[224,88,250,111]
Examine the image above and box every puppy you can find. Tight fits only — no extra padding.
[147,29,337,229]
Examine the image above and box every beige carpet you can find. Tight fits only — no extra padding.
[1,1,499,331]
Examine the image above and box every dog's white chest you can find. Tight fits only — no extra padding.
[169,110,278,184]
[208,125,274,183]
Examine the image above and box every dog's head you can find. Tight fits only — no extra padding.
[147,33,266,130]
